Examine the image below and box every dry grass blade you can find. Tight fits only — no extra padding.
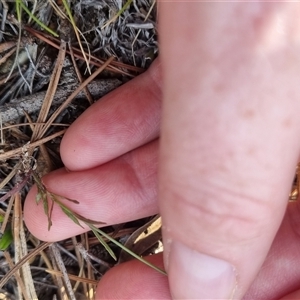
[0,163,20,190]
[24,110,53,173]
[83,233,92,299]
[23,26,142,75]
[131,0,156,66]
[50,243,76,300]
[0,195,13,234]
[0,170,32,203]
[2,123,69,130]
[61,0,91,74]
[14,193,38,299]
[69,43,93,105]
[0,47,16,66]
[0,241,52,289]
[45,269,98,285]
[29,235,56,284]
[3,251,30,300]
[71,235,87,295]
[0,41,15,53]
[118,215,162,263]
[0,129,66,160]
[31,41,66,141]
[0,0,8,42]
[49,245,67,300]
[39,56,114,138]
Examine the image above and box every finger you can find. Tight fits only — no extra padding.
[61,59,162,171]
[89,201,300,300]
[245,201,300,299]
[24,140,158,241]
[96,254,171,299]
[159,2,300,299]
[94,200,300,299]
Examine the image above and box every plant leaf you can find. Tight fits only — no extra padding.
[51,195,105,225]
[63,197,80,204]
[90,225,167,275]
[61,206,84,229]
[72,211,106,225]
[42,195,49,217]
[48,199,54,231]
[18,1,59,37]
[89,225,117,261]
[0,229,13,250]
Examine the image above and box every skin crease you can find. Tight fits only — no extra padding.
[23,2,300,299]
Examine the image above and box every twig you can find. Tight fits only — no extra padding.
[0,78,121,123]
[50,243,76,300]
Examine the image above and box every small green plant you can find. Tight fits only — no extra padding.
[1,143,165,274]
[33,171,166,275]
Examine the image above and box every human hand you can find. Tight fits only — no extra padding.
[24,2,300,299]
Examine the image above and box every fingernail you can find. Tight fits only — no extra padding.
[168,241,237,299]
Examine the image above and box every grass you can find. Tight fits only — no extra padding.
[0,0,159,299]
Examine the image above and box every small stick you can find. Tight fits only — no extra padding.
[50,243,77,300]
[0,78,121,123]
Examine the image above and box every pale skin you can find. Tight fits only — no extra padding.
[24,2,300,299]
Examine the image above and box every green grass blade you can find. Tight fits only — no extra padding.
[90,225,117,261]
[101,0,133,29]
[61,206,84,228]
[18,1,59,37]
[15,0,22,22]
[90,225,167,275]
[61,0,91,73]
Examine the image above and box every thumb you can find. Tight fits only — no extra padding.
[159,2,300,299]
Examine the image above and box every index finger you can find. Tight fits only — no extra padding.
[61,59,162,171]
